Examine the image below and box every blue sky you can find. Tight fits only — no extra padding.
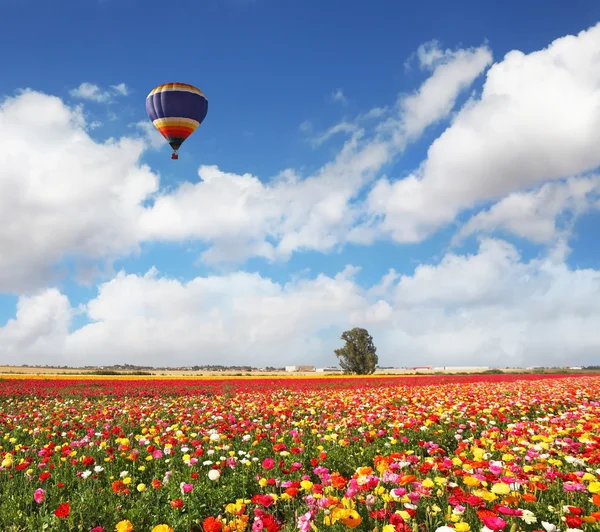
[0,0,599,368]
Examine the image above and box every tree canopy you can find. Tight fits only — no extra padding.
[334,327,378,375]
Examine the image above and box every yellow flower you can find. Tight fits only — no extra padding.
[115,520,134,532]
[588,481,600,494]
[491,482,510,495]
[455,523,471,531]
[137,483,146,492]
[300,480,314,490]
[422,478,435,488]
[151,526,174,532]
[463,476,480,487]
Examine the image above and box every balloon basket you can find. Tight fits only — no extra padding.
[171,153,179,160]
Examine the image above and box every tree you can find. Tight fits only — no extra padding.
[334,327,378,375]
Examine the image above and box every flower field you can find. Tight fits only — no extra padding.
[1,374,600,532]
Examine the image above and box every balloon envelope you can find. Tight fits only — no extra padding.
[146,82,208,157]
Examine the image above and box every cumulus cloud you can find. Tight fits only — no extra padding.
[0,90,158,293]
[1,238,599,368]
[367,22,600,243]
[3,25,600,370]
[139,42,490,263]
[134,120,166,150]
[69,82,129,103]
[0,39,489,289]
[454,176,600,244]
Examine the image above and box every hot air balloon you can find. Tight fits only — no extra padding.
[146,82,208,160]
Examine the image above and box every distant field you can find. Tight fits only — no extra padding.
[0,365,594,377]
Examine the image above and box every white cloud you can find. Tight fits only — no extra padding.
[135,120,166,150]
[299,120,313,133]
[110,83,129,96]
[139,42,490,263]
[0,37,490,290]
[331,88,348,105]
[405,39,460,71]
[454,176,600,244]
[308,122,358,146]
[1,238,599,368]
[368,22,600,243]
[69,82,129,103]
[0,90,158,293]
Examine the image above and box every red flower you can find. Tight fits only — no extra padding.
[481,516,506,530]
[54,502,70,518]
[203,516,223,532]
[170,498,184,509]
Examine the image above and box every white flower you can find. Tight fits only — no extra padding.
[541,522,557,532]
[210,433,220,442]
[519,509,537,524]
[208,469,220,481]
[94,466,104,473]
[81,470,92,479]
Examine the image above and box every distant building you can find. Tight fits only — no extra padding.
[316,366,342,372]
[432,366,490,372]
[285,365,316,372]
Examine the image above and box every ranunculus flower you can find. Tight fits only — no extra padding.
[115,521,134,532]
[33,488,45,504]
[54,502,70,518]
[482,516,506,530]
[202,517,223,532]
[262,458,275,470]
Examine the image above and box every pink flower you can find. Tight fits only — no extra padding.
[262,458,275,470]
[152,449,163,459]
[33,488,45,504]
[90,528,103,532]
[180,482,194,494]
[498,506,522,516]
[482,516,507,530]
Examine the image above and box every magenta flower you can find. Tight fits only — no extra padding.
[33,488,45,504]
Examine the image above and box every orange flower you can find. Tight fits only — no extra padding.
[203,516,223,532]
[112,480,126,494]
[340,510,362,529]
[151,525,174,532]
[502,495,520,506]
[399,475,417,485]
[522,493,537,502]
[330,473,347,490]
[115,520,134,532]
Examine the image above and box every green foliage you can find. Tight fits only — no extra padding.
[333,327,378,375]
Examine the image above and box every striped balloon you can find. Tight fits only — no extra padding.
[146,82,208,159]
